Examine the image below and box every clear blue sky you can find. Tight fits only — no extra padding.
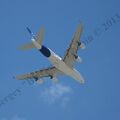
[0,0,120,120]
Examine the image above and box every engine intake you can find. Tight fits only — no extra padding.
[35,78,44,84]
[78,42,86,49]
[50,75,59,83]
[74,55,82,63]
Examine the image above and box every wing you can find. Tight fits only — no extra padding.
[17,42,35,50]
[15,66,59,80]
[63,24,83,68]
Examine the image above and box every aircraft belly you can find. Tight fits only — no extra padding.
[58,63,81,81]
[48,51,81,81]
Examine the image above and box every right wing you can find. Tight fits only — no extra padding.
[15,66,59,80]
[63,24,83,68]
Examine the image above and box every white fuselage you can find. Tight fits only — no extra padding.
[48,49,84,83]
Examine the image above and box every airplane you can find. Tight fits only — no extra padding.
[15,24,86,84]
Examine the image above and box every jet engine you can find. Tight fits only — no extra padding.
[74,55,82,63]
[50,76,59,83]
[36,79,44,84]
[78,42,86,49]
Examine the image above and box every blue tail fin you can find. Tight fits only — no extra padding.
[26,27,32,34]
[26,27,35,39]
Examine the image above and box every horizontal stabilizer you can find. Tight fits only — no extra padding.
[18,27,44,50]
[17,42,35,50]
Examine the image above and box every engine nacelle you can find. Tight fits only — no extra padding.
[79,42,86,49]
[36,79,44,84]
[75,55,82,63]
[51,77,59,83]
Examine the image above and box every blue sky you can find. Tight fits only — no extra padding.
[0,0,120,120]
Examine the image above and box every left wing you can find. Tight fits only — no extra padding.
[63,24,83,68]
[15,66,59,80]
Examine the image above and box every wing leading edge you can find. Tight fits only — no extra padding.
[63,24,83,68]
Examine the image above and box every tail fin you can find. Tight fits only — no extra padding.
[18,27,44,50]
[36,27,44,45]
